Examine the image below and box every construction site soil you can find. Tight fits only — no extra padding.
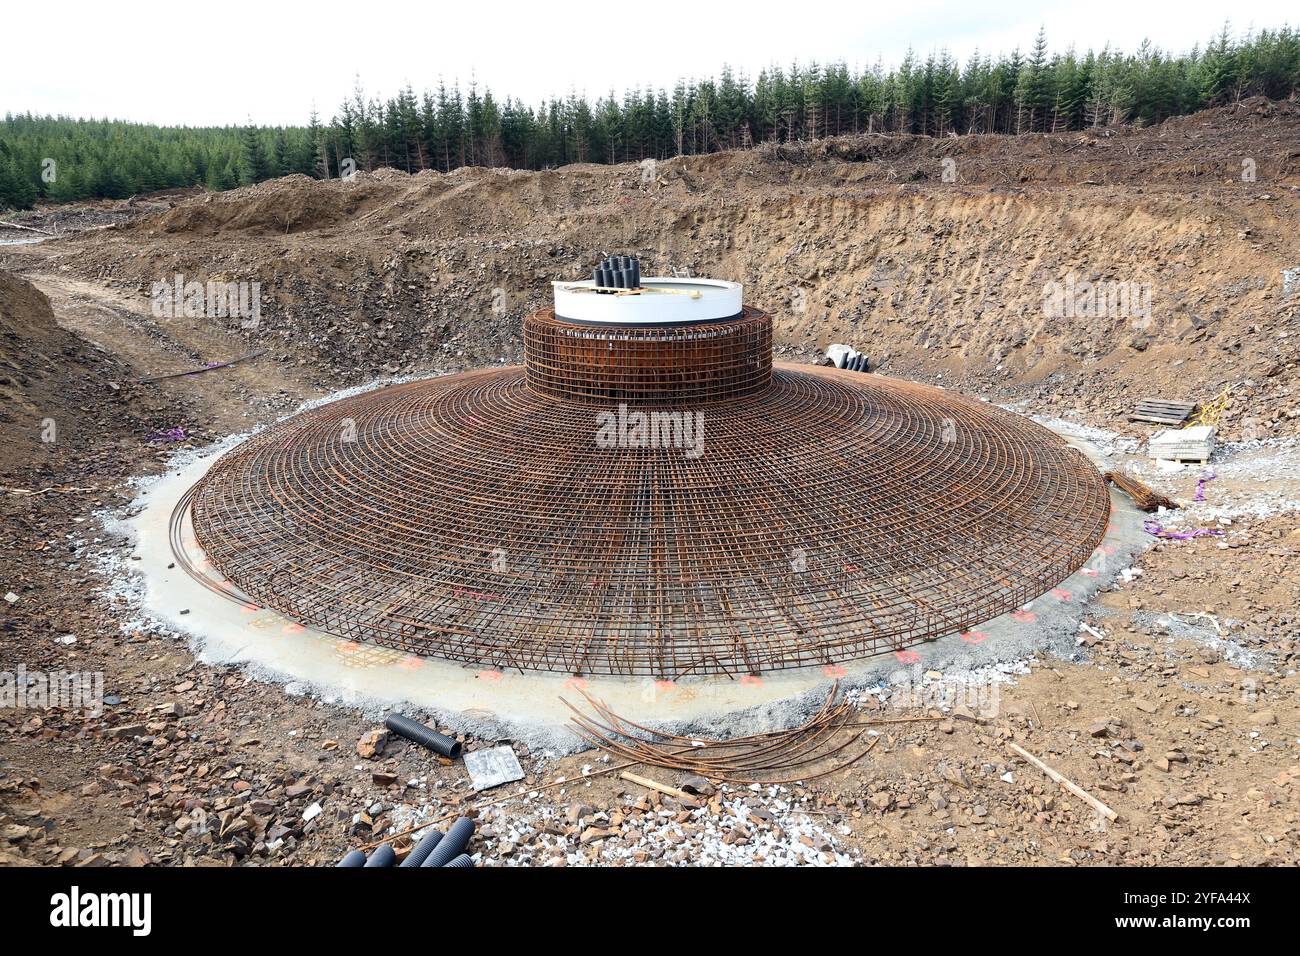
[0,98,1297,867]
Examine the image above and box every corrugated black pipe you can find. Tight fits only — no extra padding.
[399,828,444,868]
[336,849,366,867]
[364,844,397,867]
[384,713,462,758]
[422,817,475,867]
[442,854,474,868]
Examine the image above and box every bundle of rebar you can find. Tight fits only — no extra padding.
[562,685,878,785]
[1104,470,1179,512]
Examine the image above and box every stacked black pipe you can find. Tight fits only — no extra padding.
[398,828,443,867]
[421,818,475,867]
[335,816,476,868]
[592,255,641,291]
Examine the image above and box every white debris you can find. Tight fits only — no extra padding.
[825,343,856,368]
[464,745,525,792]
[1078,622,1106,642]
[479,782,858,868]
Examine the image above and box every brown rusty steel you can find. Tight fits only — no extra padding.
[178,312,1111,677]
[525,307,771,405]
[1104,470,1178,513]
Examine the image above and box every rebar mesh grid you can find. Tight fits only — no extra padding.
[525,308,771,405]
[181,364,1110,678]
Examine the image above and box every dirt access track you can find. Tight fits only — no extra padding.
[0,97,1297,867]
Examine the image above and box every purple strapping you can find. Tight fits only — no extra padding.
[1144,519,1221,540]
[146,426,188,443]
[1193,468,1217,502]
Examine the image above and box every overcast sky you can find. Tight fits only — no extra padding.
[3,1,1294,127]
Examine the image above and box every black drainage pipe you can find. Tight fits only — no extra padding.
[422,817,475,867]
[364,844,397,867]
[399,828,444,868]
[336,849,366,867]
[442,853,474,868]
[384,713,462,758]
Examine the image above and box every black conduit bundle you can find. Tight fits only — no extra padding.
[442,854,474,868]
[336,849,366,867]
[384,713,462,758]
[593,255,641,291]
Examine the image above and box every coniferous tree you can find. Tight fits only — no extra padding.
[238,121,270,185]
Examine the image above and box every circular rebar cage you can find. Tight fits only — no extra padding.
[524,307,771,405]
[182,364,1110,678]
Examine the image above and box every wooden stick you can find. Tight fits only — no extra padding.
[0,220,55,235]
[556,284,702,299]
[1,485,99,497]
[619,771,690,801]
[1008,743,1119,822]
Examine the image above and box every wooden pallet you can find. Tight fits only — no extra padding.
[1128,398,1197,426]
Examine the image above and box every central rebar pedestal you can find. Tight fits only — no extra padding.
[523,307,772,405]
